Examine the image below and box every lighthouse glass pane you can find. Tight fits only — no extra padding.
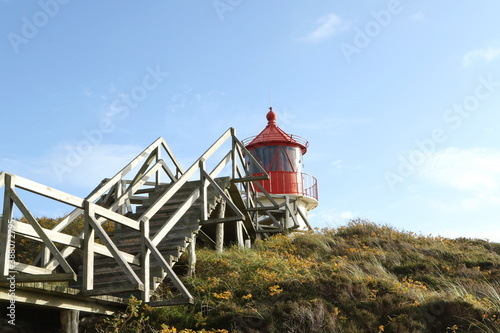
[280,146,302,173]
[247,146,303,173]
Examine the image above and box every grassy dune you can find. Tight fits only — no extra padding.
[98,220,500,333]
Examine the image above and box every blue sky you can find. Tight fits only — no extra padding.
[1,1,500,241]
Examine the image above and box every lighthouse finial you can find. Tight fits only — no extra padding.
[266,107,277,124]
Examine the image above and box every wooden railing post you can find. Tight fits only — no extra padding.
[155,146,161,186]
[141,217,151,302]
[231,128,237,179]
[0,174,14,276]
[199,159,208,222]
[82,201,95,292]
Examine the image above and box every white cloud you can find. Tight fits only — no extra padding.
[298,13,350,43]
[463,47,500,67]
[416,147,500,214]
[417,147,500,192]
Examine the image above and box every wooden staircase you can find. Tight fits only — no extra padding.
[0,131,297,313]
[72,177,232,300]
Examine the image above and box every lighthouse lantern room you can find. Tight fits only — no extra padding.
[243,108,318,231]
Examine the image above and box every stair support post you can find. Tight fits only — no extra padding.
[236,221,244,250]
[60,309,79,333]
[215,201,226,253]
[187,235,196,278]
[284,196,291,231]
[141,217,151,302]
[82,200,95,292]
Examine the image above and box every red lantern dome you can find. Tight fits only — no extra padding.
[243,108,318,201]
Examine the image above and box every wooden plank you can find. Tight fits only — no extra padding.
[14,175,85,208]
[13,222,82,248]
[0,171,5,188]
[12,262,52,274]
[81,282,144,296]
[246,206,285,212]
[0,286,120,315]
[200,216,241,225]
[0,273,76,282]
[92,204,140,230]
[10,188,76,276]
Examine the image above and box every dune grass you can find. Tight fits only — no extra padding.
[96,219,500,333]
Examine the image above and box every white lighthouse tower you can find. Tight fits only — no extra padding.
[243,108,318,231]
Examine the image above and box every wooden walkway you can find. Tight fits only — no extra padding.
[0,128,310,320]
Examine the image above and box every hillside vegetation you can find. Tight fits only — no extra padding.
[95,220,500,332]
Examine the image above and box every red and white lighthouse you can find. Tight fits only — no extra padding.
[243,108,318,230]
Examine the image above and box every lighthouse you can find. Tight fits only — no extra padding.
[243,108,318,231]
